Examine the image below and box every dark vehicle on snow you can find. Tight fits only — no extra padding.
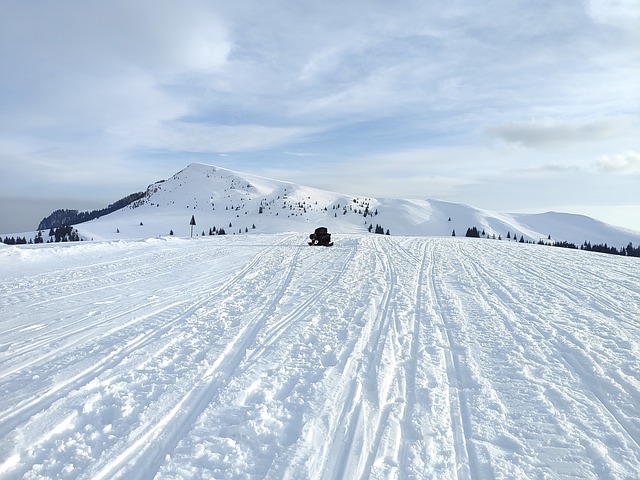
[308,227,333,246]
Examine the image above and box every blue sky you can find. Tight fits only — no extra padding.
[1,0,639,232]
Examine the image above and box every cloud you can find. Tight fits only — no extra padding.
[596,151,640,173]
[0,1,230,138]
[0,1,230,75]
[132,122,322,154]
[587,0,640,32]
[253,145,497,200]
[487,119,629,149]
[505,164,582,177]
[1,0,639,233]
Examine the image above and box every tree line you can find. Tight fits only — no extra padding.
[455,225,640,258]
[37,192,145,230]
[2,226,80,245]
[549,240,640,257]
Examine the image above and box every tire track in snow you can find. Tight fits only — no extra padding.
[439,241,556,476]
[448,240,616,476]
[428,241,479,480]
[471,244,640,447]
[554,346,640,451]
[359,237,431,479]
[0,299,191,432]
[241,244,358,369]
[459,241,640,475]
[0,235,272,436]
[508,247,639,331]
[0,244,236,378]
[350,238,402,480]
[0,238,298,478]
[0,239,269,385]
[318,237,399,480]
[0,295,187,381]
[87,241,306,480]
[398,239,430,478]
[319,236,422,480]
[1,243,230,310]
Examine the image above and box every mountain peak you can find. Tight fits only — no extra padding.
[63,162,640,246]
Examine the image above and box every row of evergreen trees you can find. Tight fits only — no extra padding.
[368,223,390,235]
[551,240,640,257]
[452,227,531,242]
[166,224,259,236]
[2,226,81,245]
[2,236,30,245]
[456,225,640,258]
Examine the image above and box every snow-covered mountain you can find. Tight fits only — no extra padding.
[70,162,640,247]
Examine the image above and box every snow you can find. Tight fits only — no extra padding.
[1,234,639,479]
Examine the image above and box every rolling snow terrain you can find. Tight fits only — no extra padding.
[24,163,640,248]
[1,234,639,479]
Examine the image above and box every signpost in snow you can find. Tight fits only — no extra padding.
[190,215,196,237]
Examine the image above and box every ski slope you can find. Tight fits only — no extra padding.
[1,235,639,479]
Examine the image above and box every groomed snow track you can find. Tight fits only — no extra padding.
[1,234,639,479]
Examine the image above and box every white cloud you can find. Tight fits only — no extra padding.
[0,1,231,75]
[132,122,322,154]
[587,0,640,29]
[486,119,630,149]
[596,151,640,173]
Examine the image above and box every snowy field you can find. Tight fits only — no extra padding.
[1,234,639,479]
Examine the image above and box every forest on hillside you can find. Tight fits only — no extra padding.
[37,192,145,230]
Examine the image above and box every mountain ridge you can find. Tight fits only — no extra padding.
[15,162,640,247]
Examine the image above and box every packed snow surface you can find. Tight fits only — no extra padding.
[1,234,639,479]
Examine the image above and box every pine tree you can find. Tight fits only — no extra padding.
[465,227,480,238]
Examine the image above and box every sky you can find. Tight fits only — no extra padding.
[1,0,639,233]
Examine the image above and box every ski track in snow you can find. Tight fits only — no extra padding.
[1,234,639,479]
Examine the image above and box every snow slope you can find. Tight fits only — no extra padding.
[1,235,639,479]
[31,162,637,247]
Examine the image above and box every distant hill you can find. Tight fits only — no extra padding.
[66,162,640,248]
[38,192,146,230]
